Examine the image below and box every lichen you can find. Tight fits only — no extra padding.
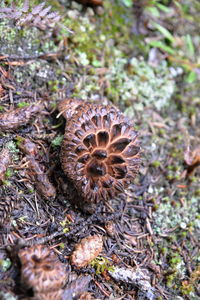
[153,196,200,235]
[0,292,18,300]
[107,57,178,110]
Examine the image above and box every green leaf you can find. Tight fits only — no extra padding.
[156,3,171,13]
[185,71,197,83]
[148,40,176,55]
[146,6,160,17]
[121,0,132,7]
[152,22,175,43]
[185,34,195,57]
[92,60,102,67]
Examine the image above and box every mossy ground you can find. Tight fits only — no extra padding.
[0,0,199,299]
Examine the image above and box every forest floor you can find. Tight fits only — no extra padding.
[0,1,199,299]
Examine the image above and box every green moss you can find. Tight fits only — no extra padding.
[151,160,161,168]
[51,135,63,147]
[0,258,12,272]
[5,168,13,178]
[90,256,114,275]
[180,281,194,295]
[5,141,19,162]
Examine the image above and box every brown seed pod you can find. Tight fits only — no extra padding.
[0,102,43,131]
[19,245,67,294]
[27,156,56,200]
[0,148,11,184]
[0,195,16,225]
[16,136,39,156]
[59,99,140,206]
[17,136,56,200]
[71,235,103,268]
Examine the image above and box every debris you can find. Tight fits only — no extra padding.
[108,266,156,300]
[184,145,200,176]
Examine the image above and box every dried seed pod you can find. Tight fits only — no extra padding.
[71,235,103,268]
[0,102,43,131]
[0,148,11,184]
[17,136,56,200]
[59,99,140,207]
[19,245,67,294]
[0,195,16,225]
[27,156,56,200]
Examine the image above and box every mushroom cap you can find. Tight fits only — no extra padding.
[60,99,141,205]
[19,245,67,293]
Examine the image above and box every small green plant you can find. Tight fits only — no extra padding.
[59,219,71,233]
[90,256,114,275]
[17,102,30,108]
[145,1,199,83]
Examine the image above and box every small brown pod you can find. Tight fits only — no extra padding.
[0,148,11,184]
[59,98,141,207]
[71,235,103,268]
[19,245,67,294]
[0,102,43,131]
[17,137,56,200]
[16,136,39,156]
[0,195,16,225]
[27,156,56,200]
